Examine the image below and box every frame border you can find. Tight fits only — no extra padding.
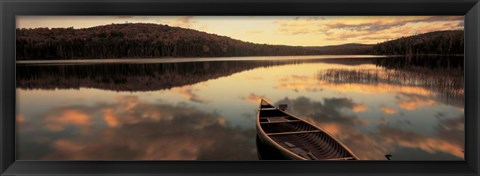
[1,0,479,175]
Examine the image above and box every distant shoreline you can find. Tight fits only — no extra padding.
[15,54,465,65]
[16,23,463,60]
[16,55,390,65]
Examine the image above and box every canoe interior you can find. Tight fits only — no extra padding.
[258,108,356,160]
[260,100,275,109]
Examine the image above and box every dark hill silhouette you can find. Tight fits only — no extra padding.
[16,23,464,60]
[16,57,378,92]
[307,43,373,55]
[16,23,322,60]
[372,30,464,55]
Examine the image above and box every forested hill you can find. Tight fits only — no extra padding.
[16,23,464,60]
[307,43,373,55]
[372,30,464,55]
[16,23,322,60]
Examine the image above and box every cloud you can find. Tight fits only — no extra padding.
[115,95,139,111]
[17,95,464,160]
[276,16,464,44]
[323,16,463,33]
[380,106,398,115]
[273,97,384,159]
[275,96,368,127]
[245,29,264,34]
[44,109,93,132]
[171,16,195,28]
[17,114,26,123]
[115,16,134,19]
[241,93,267,104]
[396,93,437,111]
[352,104,368,112]
[18,95,257,160]
[294,16,326,21]
[378,119,464,159]
[171,86,208,103]
[272,97,464,160]
[102,109,119,127]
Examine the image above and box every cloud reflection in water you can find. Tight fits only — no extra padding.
[17,95,257,160]
[274,97,463,160]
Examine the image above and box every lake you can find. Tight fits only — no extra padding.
[16,55,464,160]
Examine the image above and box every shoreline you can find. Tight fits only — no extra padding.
[15,54,464,65]
[15,55,389,65]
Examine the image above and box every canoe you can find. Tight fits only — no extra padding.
[256,99,359,160]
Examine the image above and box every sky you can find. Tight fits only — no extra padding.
[16,16,464,46]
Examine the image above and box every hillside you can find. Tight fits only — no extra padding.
[372,30,464,55]
[16,23,321,60]
[307,43,373,55]
[16,23,464,60]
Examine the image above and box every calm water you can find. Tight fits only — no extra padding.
[16,55,464,160]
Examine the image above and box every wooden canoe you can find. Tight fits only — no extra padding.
[256,99,359,160]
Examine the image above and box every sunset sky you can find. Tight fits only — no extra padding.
[16,16,464,46]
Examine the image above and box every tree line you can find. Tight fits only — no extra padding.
[16,23,321,60]
[16,23,464,60]
[372,30,464,55]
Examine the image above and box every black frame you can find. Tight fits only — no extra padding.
[1,0,479,175]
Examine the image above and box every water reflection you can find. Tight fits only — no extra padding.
[16,55,464,160]
[318,57,464,107]
[17,58,364,91]
[17,95,257,160]
[274,97,464,160]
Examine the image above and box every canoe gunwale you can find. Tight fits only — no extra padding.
[256,99,360,160]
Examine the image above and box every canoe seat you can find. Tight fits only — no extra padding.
[307,151,319,160]
[268,117,289,122]
[290,148,309,159]
[257,99,358,160]
[267,130,321,136]
[260,120,301,124]
[290,148,318,160]
[259,118,269,123]
[284,141,296,148]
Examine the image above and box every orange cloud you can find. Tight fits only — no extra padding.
[380,106,398,115]
[52,139,86,155]
[171,16,195,28]
[217,116,227,126]
[171,86,207,103]
[33,95,256,160]
[380,124,464,159]
[352,104,368,112]
[313,117,464,160]
[102,109,119,127]
[277,16,463,44]
[115,95,139,111]
[279,97,464,160]
[241,93,267,104]
[396,94,437,111]
[395,138,463,158]
[44,110,92,131]
[16,114,26,123]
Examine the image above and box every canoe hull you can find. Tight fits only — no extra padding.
[256,129,300,160]
[256,134,293,160]
[255,99,359,160]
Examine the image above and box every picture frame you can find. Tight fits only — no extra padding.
[1,0,479,175]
